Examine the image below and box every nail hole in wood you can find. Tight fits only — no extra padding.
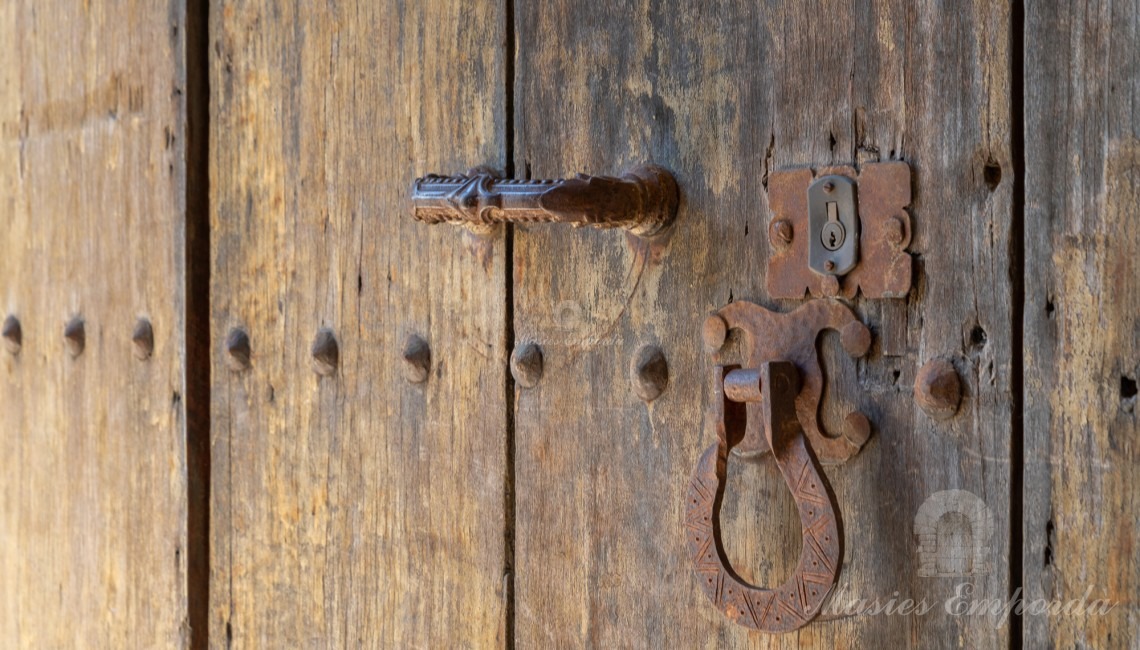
[983,160,1002,191]
[1122,375,1138,400]
[969,325,987,350]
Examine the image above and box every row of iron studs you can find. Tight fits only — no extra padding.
[224,329,670,401]
[2,314,153,360]
[2,314,670,401]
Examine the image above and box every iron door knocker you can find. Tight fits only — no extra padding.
[685,300,871,632]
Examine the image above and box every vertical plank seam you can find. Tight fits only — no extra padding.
[184,0,211,647]
[1009,0,1027,647]
[503,0,517,647]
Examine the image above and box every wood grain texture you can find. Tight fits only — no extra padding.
[512,1,1013,646]
[0,1,191,646]
[1024,1,1140,646]
[208,1,508,646]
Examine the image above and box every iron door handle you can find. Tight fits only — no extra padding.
[686,361,840,632]
[410,164,678,237]
[687,300,872,632]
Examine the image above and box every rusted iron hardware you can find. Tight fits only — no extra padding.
[410,164,678,237]
[703,300,872,464]
[688,300,874,631]
[686,361,841,633]
[809,175,859,275]
[767,161,912,298]
[915,357,963,420]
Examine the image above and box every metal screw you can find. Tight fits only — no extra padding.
[64,317,85,358]
[225,328,252,372]
[402,334,431,384]
[702,314,727,353]
[771,219,794,248]
[311,328,339,376]
[2,315,21,355]
[132,319,154,360]
[915,358,962,420]
[823,181,835,193]
[823,260,836,272]
[510,343,543,388]
[630,345,668,402]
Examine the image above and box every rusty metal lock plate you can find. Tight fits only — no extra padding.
[808,174,859,276]
[767,161,913,299]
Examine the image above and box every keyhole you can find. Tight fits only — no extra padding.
[820,205,845,251]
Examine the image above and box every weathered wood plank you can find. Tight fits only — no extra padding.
[1024,1,1140,646]
[513,1,1013,646]
[0,1,191,646]
[208,1,508,646]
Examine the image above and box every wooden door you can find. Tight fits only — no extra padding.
[1024,2,1140,647]
[511,3,1013,647]
[0,1,202,646]
[208,1,510,647]
[2,1,1138,648]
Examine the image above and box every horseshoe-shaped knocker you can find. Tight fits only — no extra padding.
[685,300,871,632]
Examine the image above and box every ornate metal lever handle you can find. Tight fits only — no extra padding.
[685,361,841,633]
[410,164,678,237]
